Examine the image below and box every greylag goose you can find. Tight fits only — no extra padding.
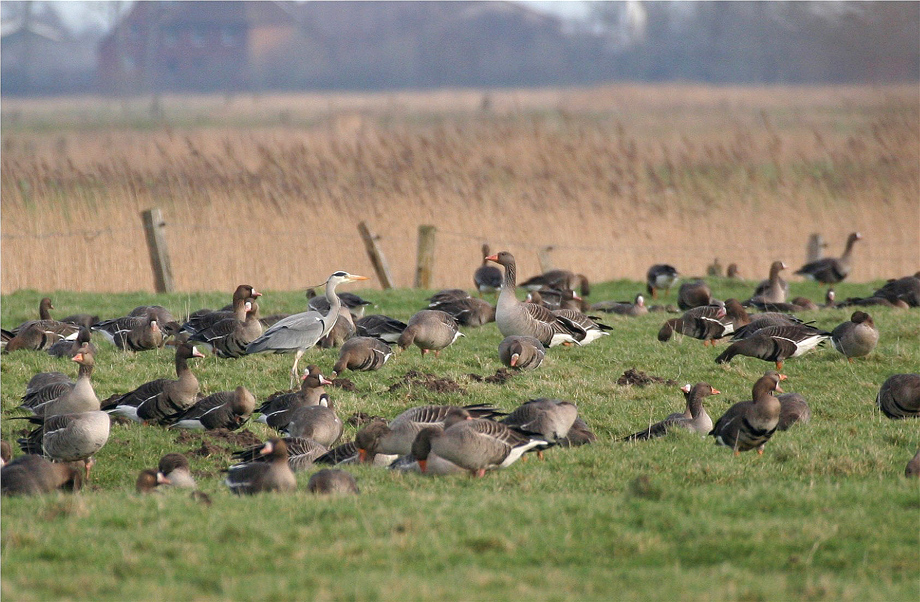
[657,303,731,345]
[247,271,368,386]
[92,312,165,352]
[167,386,256,430]
[729,312,806,341]
[677,280,715,310]
[354,314,407,343]
[47,326,96,358]
[256,365,331,431]
[876,373,920,419]
[591,294,648,317]
[307,289,373,319]
[831,311,879,362]
[283,404,342,447]
[709,372,784,455]
[355,405,502,459]
[224,438,297,495]
[488,251,586,347]
[7,297,79,348]
[906,451,920,478]
[1,455,83,496]
[182,285,260,336]
[621,382,718,441]
[749,261,789,305]
[158,453,196,488]
[474,244,503,295]
[136,469,170,493]
[646,265,679,299]
[397,310,464,356]
[794,232,861,284]
[403,427,467,475]
[18,410,110,475]
[307,469,360,494]
[715,324,831,371]
[558,416,597,447]
[333,336,393,376]
[871,274,920,307]
[498,335,545,370]
[428,297,496,327]
[102,342,204,424]
[232,437,328,472]
[414,418,547,477]
[23,344,99,418]
[189,297,264,358]
[500,398,578,454]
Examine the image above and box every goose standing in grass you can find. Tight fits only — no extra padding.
[247,271,368,387]
[591,294,649,317]
[488,251,586,347]
[158,453,197,488]
[831,311,879,362]
[715,324,831,371]
[233,437,328,472]
[876,373,920,419]
[225,438,297,495]
[333,336,393,376]
[397,310,464,356]
[18,409,110,478]
[646,264,679,299]
[795,232,861,284]
[551,306,611,344]
[92,312,165,352]
[621,383,719,441]
[308,469,360,494]
[498,335,545,370]
[189,296,264,358]
[167,386,256,430]
[474,244,503,296]
[1,455,84,496]
[749,261,789,305]
[709,372,784,455]
[256,365,331,431]
[657,303,730,345]
[22,344,99,419]
[102,342,204,424]
[283,403,343,448]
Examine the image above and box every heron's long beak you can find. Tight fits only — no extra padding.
[349,275,369,282]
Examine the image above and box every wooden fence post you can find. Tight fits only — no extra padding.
[415,225,436,288]
[140,207,174,293]
[806,233,825,263]
[538,245,555,273]
[356,221,394,289]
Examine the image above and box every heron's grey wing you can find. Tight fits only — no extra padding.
[246,310,326,354]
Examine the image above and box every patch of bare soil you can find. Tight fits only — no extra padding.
[387,370,466,395]
[347,412,386,428]
[468,369,515,385]
[617,368,678,387]
[331,378,356,392]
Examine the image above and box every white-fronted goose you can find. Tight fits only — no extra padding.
[488,251,586,347]
[283,405,343,448]
[355,404,502,458]
[742,370,810,431]
[709,373,783,455]
[3,324,53,352]
[872,274,920,307]
[182,285,259,336]
[417,418,546,477]
[549,307,610,344]
[307,288,373,319]
[715,324,831,371]
[333,336,392,376]
[427,289,470,305]
[130,305,176,325]
[838,295,908,310]
[906,451,920,478]
[591,294,648,317]
[657,303,730,345]
[397,310,464,356]
[18,410,110,473]
[729,312,807,341]
[190,296,264,358]
[474,244,503,296]
[318,308,356,349]
[831,311,879,362]
[92,313,165,352]
[315,437,397,468]
[646,265,679,299]
[621,382,718,441]
[428,297,496,327]
[876,373,920,419]
[247,272,368,386]
[21,371,71,405]
[22,344,99,418]
[789,297,819,311]
[224,438,297,495]
[558,416,597,447]
[136,469,170,493]
[47,326,96,358]
[498,335,545,370]
[307,468,360,494]
[525,288,566,311]
[726,263,740,279]
[677,280,715,310]
[822,289,837,309]
[232,437,328,472]
[520,269,589,296]
[500,398,578,452]
[158,453,196,488]
[256,365,331,431]
[354,314,407,343]
[1,455,83,496]
[167,386,256,430]
[7,297,79,348]
[60,312,99,330]
[750,261,789,305]
[795,232,861,284]
[102,342,204,424]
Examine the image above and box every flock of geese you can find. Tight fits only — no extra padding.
[2,232,919,496]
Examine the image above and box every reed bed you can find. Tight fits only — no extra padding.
[1,84,917,293]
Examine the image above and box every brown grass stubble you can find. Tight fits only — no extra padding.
[1,85,917,294]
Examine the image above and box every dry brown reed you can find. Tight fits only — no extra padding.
[1,84,917,293]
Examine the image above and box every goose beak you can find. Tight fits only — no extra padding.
[260,441,274,455]
[711,388,721,395]
[192,347,205,358]
[485,254,499,262]
[510,353,519,367]
[252,289,262,297]
[777,374,788,381]
[358,449,369,463]
[157,472,171,485]
[72,353,84,363]
[775,384,784,393]
[418,459,428,473]
[320,375,333,385]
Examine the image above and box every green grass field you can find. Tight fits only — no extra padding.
[1,277,918,601]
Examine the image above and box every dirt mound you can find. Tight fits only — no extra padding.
[388,370,465,395]
[189,440,225,458]
[347,412,386,428]
[207,428,262,447]
[617,368,677,387]
[468,369,515,385]
[331,378,356,392]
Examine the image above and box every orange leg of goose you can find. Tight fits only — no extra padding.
[537,450,545,461]
[775,360,784,371]
[758,448,765,455]
[474,468,487,478]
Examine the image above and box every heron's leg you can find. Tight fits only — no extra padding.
[290,349,305,388]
